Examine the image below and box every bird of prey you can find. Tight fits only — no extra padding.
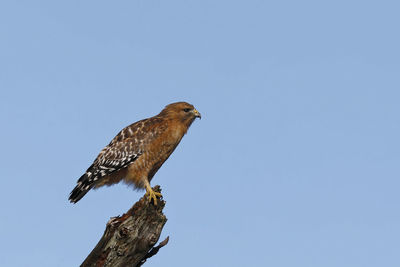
[69,102,201,204]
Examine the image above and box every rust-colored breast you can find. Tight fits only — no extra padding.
[124,122,186,188]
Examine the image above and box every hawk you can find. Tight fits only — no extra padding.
[69,102,201,204]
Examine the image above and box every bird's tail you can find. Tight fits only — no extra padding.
[69,171,95,203]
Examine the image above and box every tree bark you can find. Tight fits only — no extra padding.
[81,186,168,267]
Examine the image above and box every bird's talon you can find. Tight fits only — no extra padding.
[145,189,162,205]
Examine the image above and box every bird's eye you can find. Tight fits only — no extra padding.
[183,108,191,112]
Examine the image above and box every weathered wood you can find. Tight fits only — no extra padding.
[81,186,168,267]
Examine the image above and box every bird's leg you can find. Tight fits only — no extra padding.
[144,180,162,205]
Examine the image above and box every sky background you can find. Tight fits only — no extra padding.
[1,1,400,266]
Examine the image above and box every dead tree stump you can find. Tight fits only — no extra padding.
[81,186,168,267]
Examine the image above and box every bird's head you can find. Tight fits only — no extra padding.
[160,102,201,126]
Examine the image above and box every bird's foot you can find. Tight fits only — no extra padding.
[145,187,162,205]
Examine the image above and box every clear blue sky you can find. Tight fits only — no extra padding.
[1,1,399,266]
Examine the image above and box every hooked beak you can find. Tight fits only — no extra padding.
[192,108,201,119]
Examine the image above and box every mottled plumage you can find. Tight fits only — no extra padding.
[69,102,201,204]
